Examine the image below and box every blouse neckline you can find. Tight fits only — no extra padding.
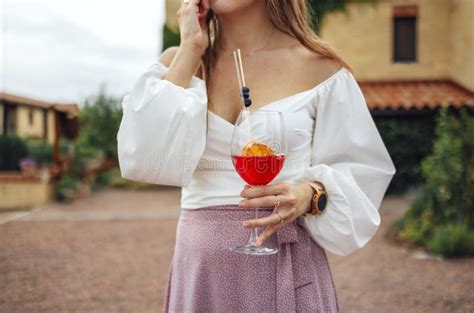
[209,66,348,127]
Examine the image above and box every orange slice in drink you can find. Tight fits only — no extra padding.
[241,140,275,156]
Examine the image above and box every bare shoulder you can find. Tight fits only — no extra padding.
[287,43,342,83]
[159,46,179,67]
[301,45,341,74]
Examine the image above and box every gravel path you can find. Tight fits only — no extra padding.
[0,188,473,313]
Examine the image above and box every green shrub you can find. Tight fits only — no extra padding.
[419,107,474,226]
[0,134,28,170]
[24,138,53,166]
[374,115,436,194]
[55,173,81,202]
[59,137,75,155]
[93,169,116,191]
[0,134,54,170]
[399,210,434,246]
[162,24,180,52]
[393,107,474,257]
[428,224,474,258]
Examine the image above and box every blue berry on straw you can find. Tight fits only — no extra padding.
[242,86,250,93]
[244,98,252,107]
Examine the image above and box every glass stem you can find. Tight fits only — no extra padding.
[248,207,259,245]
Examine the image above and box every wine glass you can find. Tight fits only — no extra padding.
[230,109,288,256]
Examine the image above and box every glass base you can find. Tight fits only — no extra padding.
[229,243,278,256]
[229,207,278,256]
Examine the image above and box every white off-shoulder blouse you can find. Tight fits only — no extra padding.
[116,60,396,256]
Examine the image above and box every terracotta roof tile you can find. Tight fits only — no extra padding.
[53,103,79,114]
[0,92,78,115]
[358,80,474,111]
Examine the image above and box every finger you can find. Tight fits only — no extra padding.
[255,208,300,246]
[242,211,281,228]
[181,0,196,6]
[256,223,283,246]
[181,0,200,16]
[239,194,295,209]
[178,0,198,16]
[240,182,290,198]
[243,207,298,228]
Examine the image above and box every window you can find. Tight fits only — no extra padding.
[28,108,34,125]
[393,5,417,63]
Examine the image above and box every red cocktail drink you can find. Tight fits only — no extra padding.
[231,154,285,186]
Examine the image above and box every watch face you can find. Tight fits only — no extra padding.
[318,194,327,211]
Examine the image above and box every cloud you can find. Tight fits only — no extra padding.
[1,0,166,104]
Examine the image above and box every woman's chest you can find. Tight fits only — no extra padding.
[207,56,320,126]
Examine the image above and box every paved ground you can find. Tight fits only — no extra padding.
[0,187,473,313]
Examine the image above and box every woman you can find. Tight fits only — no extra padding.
[117,0,396,312]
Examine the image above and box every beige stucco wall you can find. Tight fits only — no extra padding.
[13,106,56,144]
[448,0,474,91]
[321,0,451,80]
[0,104,56,144]
[166,0,180,32]
[15,106,46,139]
[321,0,473,91]
[0,180,54,209]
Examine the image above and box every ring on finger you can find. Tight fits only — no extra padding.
[273,195,281,208]
[276,211,285,224]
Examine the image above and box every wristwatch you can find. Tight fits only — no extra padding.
[303,181,328,217]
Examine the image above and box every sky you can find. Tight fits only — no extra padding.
[0,0,165,106]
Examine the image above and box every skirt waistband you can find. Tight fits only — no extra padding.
[180,204,276,221]
[183,204,275,210]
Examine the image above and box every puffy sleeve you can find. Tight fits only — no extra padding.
[116,60,208,187]
[294,68,396,256]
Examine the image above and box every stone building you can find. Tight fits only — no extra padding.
[0,93,79,209]
[320,0,473,115]
[0,92,79,160]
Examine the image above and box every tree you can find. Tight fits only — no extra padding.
[76,85,122,159]
[307,0,348,34]
[162,24,181,52]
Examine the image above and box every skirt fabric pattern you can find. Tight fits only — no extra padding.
[163,204,339,313]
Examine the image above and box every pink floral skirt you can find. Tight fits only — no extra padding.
[163,204,339,312]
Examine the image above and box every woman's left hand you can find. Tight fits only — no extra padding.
[239,182,313,246]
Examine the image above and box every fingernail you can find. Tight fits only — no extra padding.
[242,221,250,227]
[239,200,245,207]
[256,240,262,246]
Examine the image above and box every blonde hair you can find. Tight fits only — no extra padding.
[199,0,353,85]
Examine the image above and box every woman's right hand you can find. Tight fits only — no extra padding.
[177,0,210,56]
[162,0,209,88]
